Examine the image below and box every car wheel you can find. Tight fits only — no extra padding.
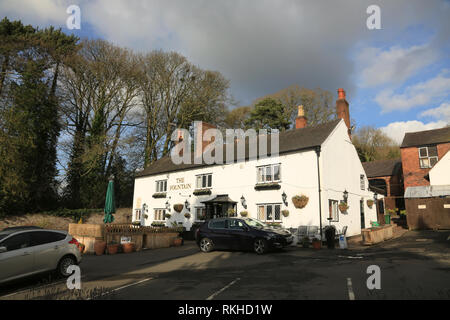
[254,239,267,255]
[57,255,77,278]
[199,238,214,253]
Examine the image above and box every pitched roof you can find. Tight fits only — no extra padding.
[400,126,450,148]
[136,119,341,178]
[362,159,402,178]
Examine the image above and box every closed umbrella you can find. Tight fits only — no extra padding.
[103,176,116,224]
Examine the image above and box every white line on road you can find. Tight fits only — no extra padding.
[206,278,240,300]
[89,277,154,300]
[347,278,355,300]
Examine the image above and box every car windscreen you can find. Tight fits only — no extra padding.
[244,218,268,229]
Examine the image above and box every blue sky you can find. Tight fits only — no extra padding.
[1,0,449,144]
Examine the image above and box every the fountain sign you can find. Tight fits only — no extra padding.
[169,177,192,190]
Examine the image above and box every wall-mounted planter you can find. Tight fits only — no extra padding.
[164,213,172,219]
[254,183,281,191]
[152,192,167,198]
[240,211,248,217]
[184,213,191,219]
[366,199,374,209]
[292,195,309,209]
[281,210,289,217]
[338,201,349,213]
[193,188,212,196]
[173,204,184,213]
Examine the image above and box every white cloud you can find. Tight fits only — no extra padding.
[356,44,438,88]
[380,120,447,144]
[420,102,450,122]
[375,72,450,113]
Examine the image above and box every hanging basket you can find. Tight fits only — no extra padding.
[366,199,374,209]
[292,195,309,209]
[184,212,191,219]
[338,201,349,213]
[281,210,289,217]
[240,211,248,217]
[173,204,184,213]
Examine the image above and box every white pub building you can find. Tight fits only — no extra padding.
[132,89,378,237]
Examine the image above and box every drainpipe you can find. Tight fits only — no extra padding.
[315,146,323,242]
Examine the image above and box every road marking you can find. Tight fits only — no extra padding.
[206,278,240,300]
[88,277,154,300]
[0,276,86,299]
[347,278,355,300]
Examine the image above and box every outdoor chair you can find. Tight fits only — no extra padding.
[297,226,308,239]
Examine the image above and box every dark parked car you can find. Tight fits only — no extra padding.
[196,217,293,254]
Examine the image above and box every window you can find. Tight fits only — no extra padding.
[156,180,167,193]
[154,209,166,221]
[195,207,206,221]
[228,219,246,230]
[328,200,339,222]
[418,146,438,168]
[360,174,365,190]
[1,233,31,251]
[257,204,282,222]
[196,173,212,188]
[208,219,227,229]
[31,231,66,246]
[256,164,281,183]
[135,209,141,221]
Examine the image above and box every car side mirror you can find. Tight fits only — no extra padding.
[0,246,7,253]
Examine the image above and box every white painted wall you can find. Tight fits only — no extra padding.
[429,150,450,186]
[320,120,378,236]
[132,120,377,237]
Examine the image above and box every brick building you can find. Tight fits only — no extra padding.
[362,159,404,212]
[401,126,450,230]
[400,126,450,189]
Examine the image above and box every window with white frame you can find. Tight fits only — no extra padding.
[195,207,206,221]
[328,200,339,222]
[418,146,438,168]
[154,208,166,221]
[257,203,282,222]
[360,174,365,190]
[156,180,167,193]
[134,209,142,221]
[196,173,212,188]
[256,164,281,183]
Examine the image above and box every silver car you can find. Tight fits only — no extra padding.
[0,227,82,284]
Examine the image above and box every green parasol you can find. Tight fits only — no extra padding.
[103,176,116,224]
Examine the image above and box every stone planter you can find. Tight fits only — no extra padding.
[173,238,183,246]
[312,240,321,249]
[143,232,178,249]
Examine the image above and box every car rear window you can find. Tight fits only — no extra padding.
[208,220,227,229]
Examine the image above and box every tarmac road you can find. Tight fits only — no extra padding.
[1,230,449,300]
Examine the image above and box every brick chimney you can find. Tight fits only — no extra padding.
[295,105,307,129]
[194,121,217,159]
[336,88,352,139]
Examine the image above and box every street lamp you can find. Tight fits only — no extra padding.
[374,192,378,201]
[282,191,288,206]
[185,199,190,210]
[165,200,171,211]
[240,195,247,209]
[343,190,349,203]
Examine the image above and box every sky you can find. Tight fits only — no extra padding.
[1,0,449,144]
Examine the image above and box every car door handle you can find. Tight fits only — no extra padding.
[54,245,59,250]
[22,252,31,256]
